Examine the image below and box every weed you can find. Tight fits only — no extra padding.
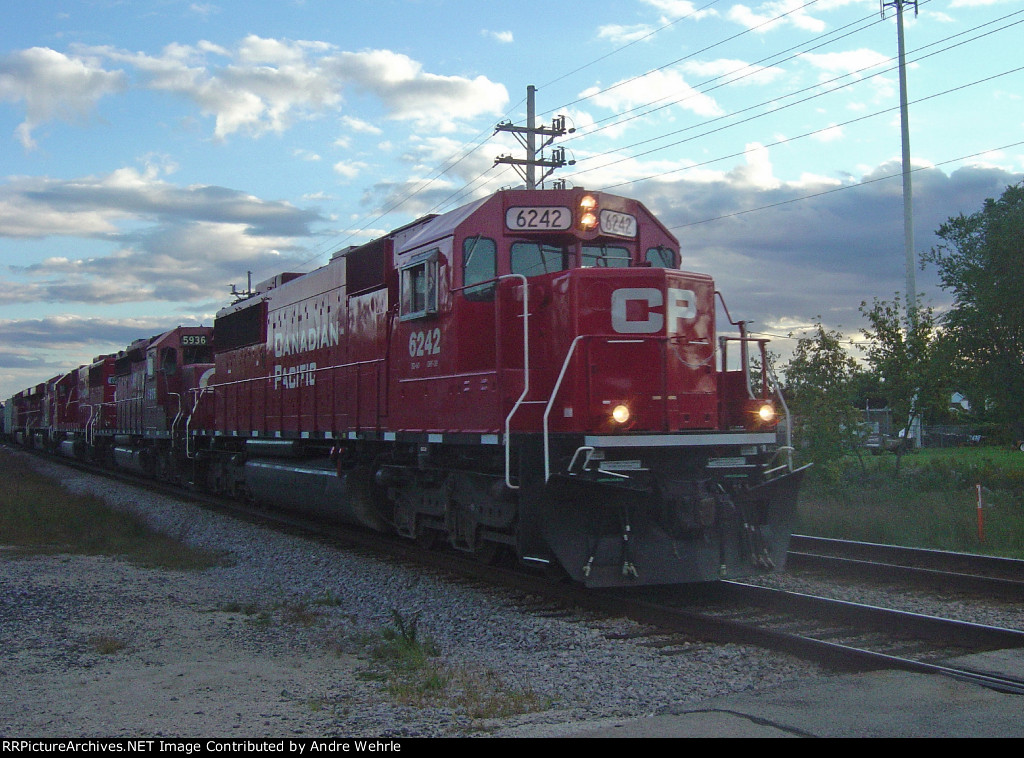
[88,635,127,655]
[217,601,260,615]
[281,600,322,627]
[311,589,344,607]
[355,609,550,728]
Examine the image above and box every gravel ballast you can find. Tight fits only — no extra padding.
[0,453,852,737]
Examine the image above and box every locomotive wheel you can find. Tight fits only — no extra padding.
[416,528,439,550]
[473,539,504,565]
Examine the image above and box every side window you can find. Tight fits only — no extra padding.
[161,347,178,375]
[511,242,569,278]
[646,246,678,268]
[463,236,496,302]
[400,250,439,320]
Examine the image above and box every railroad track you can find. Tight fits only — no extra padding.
[14,447,1024,696]
[597,581,1024,696]
[787,534,1024,601]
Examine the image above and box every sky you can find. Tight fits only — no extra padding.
[1,0,1022,399]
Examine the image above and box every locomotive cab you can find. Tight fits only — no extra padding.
[381,187,806,585]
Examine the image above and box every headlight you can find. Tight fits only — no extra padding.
[757,403,776,423]
[612,404,631,424]
[579,194,598,230]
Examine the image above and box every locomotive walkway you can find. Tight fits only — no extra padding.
[534,647,1024,737]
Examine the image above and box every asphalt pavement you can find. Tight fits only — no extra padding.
[557,649,1024,738]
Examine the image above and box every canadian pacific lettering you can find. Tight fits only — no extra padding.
[271,307,339,390]
[272,314,340,358]
[273,362,317,390]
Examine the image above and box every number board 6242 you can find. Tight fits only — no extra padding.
[505,206,572,231]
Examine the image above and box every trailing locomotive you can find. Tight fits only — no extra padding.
[4,187,808,587]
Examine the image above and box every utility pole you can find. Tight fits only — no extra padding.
[883,0,922,448]
[494,85,575,189]
[881,0,918,324]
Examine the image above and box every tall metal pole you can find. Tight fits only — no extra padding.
[885,0,918,323]
[897,2,915,322]
[526,85,537,190]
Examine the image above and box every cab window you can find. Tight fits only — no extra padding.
[646,246,678,268]
[400,251,439,320]
[511,242,570,278]
[462,236,496,301]
[161,347,178,375]
[582,245,631,268]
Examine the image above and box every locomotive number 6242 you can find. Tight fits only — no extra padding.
[408,328,441,358]
[505,206,572,231]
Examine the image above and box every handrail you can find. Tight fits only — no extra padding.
[85,404,95,446]
[497,274,529,490]
[186,387,212,460]
[542,334,591,483]
[169,392,183,450]
[765,362,795,471]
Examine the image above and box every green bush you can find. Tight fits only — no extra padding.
[796,447,1024,557]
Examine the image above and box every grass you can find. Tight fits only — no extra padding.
[88,635,128,655]
[353,609,550,725]
[796,445,1024,558]
[0,448,228,570]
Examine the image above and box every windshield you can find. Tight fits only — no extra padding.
[510,241,571,277]
[581,244,631,268]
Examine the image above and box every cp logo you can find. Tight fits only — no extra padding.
[610,287,697,334]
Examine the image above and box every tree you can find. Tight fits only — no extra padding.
[921,183,1024,435]
[782,321,864,468]
[859,294,948,469]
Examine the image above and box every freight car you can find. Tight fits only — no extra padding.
[5,187,807,587]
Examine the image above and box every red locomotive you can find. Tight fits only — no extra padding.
[4,187,807,587]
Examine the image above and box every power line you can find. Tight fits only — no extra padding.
[593,63,1024,192]
[536,0,723,93]
[547,0,825,115]
[564,8,889,142]
[565,8,1023,184]
[666,139,1024,231]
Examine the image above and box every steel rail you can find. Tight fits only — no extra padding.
[791,534,1024,576]
[788,534,1024,600]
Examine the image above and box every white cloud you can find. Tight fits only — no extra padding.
[341,115,383,134]
[798,48,891,77]
[680,59,786,86]
[598,24,657,45]
[0,47,126,148]
[813,124,845,143]
[324,49,508,131]
[333,161,368,179]
[2,37,507,144]
[581,69,724,119]
[482,30,514,44]
[727,142,782,189]
[0,165,323,305]
[727,1,828,34]
[642,0,719,20]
